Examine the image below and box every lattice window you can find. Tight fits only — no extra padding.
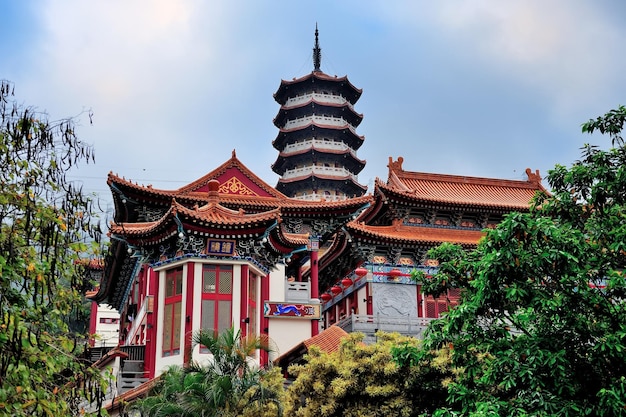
[162,267,183,357]
[201,265,233,341]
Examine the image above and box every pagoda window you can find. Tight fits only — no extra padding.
[162,267,183,357]
[201,265,233,337]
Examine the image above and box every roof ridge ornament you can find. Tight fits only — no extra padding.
[525,168,541,185]
[388,156,404,172]
[208,179,220,202]
[313,23,321,73]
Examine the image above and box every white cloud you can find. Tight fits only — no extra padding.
[379,1,625,118]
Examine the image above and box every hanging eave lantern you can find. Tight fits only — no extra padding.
[388,269,403,279]
[330,286,343,295]
[354,267,368,278]
[341,278,353,287]
[320,293,332,302]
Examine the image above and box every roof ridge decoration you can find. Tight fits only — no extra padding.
[525,168,542,185]
[174,151,286,199]
[387,156,412,192]
[219,177,258,196]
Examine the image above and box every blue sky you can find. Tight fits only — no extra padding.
[1,1,625,217]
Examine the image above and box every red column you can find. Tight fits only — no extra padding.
[184,263,195,364]
[240,265,249,338]
[366,283,373,316]
[144,268,159,379]
[260,273,270,366]
[310,249,319,336]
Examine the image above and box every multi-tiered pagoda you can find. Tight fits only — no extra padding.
[271,26,367,200]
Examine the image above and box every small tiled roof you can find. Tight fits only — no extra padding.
[109,200,281,241]
[279,230,310,247]
[303,325,349,353]
[274,325,349,367]
[348,221,485,246]
[105,376,161,412]
[382,157,547,210]
[174,199,281,226]
[91,347,128,370]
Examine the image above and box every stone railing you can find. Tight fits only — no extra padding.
[335,314,434,343]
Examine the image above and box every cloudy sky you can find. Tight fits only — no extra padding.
[1,1,625,217]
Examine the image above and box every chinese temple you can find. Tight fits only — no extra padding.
[88,28,547,411]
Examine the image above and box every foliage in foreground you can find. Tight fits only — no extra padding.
[132,327,284,417]
[0,80,105,415]
[398,106,626,416]
[286,331,452,417]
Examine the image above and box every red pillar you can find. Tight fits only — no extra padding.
[260,273,270,366]
[366,283,373,316]
[144,268,159,379]
[240,265,249,338]
[183,263,195,364]
[310,249,319,336]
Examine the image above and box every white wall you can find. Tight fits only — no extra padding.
[94,304,120,347]
[268,318,312,361]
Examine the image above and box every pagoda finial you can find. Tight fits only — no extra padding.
[313,23,321,72]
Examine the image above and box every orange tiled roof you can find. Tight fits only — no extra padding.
[303,325,349,353]
[108,152,372,212]
[173,199,281,225]
[280,230,310,247]
[381,157,547,209]
[109,205,176,236]
[110,200,281,237]
[105,376,161,412]
[347,221,485,246]
[108,150,285,200]
[274,325,349,367]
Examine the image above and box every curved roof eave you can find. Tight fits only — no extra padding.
[277,173,368,191]
[347,221,485,246]
[274,71,362,104]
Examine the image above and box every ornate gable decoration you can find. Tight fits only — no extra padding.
[218,177,258,196]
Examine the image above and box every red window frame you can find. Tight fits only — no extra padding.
[201,265,233,337]
[162,267,183,357]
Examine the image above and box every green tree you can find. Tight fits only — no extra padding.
[397,106,626,416]
[286,331,451,417]
[133,327,284,417]
[0,80,105,415]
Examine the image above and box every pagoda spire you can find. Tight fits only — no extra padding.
[313,24,321,72]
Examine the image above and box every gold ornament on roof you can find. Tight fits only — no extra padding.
[219,177,258,196]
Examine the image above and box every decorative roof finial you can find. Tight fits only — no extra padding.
[313,23,321,72]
